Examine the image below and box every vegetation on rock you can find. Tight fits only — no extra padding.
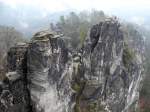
[122,43,134,68]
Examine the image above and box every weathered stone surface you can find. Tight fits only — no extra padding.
[27,31,71,112]
[1,18,145,112]
[0,43,31,112]
[76,18,145,112]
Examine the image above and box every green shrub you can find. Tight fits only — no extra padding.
[122,44,134,68]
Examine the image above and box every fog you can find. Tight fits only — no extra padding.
[0,1,150,112]
[0,0,150,37]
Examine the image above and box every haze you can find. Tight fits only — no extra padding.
[0,0,150,37]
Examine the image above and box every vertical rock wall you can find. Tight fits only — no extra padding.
[70,19,145,112]
[1,18,145,112]
[27,31,71,112]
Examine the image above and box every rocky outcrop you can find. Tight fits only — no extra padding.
[73,18,145,112]
[27,30,71,112]
[0,43,31,112]
[0,18,145,112]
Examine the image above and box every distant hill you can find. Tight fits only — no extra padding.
[1,2,150,38]
[0,2,71,37]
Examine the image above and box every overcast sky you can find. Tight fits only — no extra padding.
[1,0,150,23]
[0,0,150,12]
[0,0,150,35]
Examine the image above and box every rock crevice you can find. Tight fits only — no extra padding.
[0,18,145,112]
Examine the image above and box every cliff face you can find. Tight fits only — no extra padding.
[0,43,31,112]
[77,19,145,112]
[0,18,145,112]
[27,31,71,112]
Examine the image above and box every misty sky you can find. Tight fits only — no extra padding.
[1,0,149,12]
[0,0,150,36]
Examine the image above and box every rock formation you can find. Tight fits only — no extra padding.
[27,30,71,112]
[0,43,31,112]
[75,18,145,112]
[0,18,145,112]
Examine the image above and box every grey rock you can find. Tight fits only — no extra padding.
[0,43,31,112]
[1,18,145,112]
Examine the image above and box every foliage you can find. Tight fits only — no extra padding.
[122,44,134,68]
[55,10,106,48]
[138,24,150,111]
[71,82,81,92]
[0,26,26,80]
[121,23,150,110]
[143,107,150,112]
[79,26,87,47]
